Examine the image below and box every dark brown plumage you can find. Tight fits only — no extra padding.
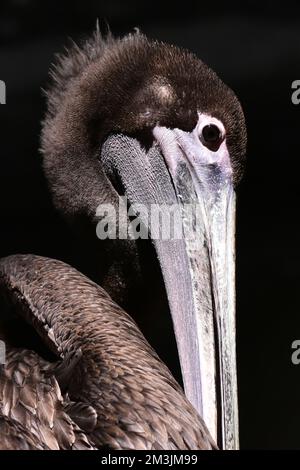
[0,348,95,450]
[0,254,216,450]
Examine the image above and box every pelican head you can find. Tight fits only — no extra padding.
[41,30,246,449]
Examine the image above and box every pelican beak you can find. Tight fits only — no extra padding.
[101,119,239,449]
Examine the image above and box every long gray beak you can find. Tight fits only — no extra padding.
[100,121,239,449]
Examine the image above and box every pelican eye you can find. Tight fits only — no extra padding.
[201,124,223,151]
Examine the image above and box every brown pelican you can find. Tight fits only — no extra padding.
[0,29,246,449]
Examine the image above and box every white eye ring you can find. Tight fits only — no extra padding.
[197,115,225,152]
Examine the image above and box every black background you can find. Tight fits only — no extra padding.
[1,0,300,449]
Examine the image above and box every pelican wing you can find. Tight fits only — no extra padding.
[0,254,216,450]
[0,346,96,450]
